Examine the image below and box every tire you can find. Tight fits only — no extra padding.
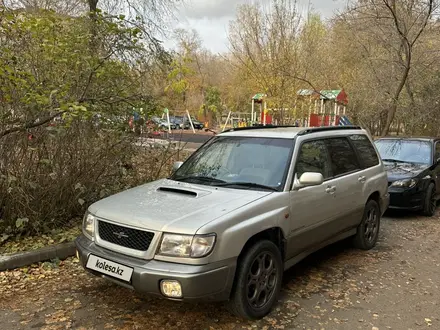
[422,183,436,217]
[227,240,283,320]
[353,199,381,250]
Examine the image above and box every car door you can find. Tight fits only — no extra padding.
[286,138,337,259]
[324,137,363,233]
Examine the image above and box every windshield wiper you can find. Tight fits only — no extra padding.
[213,182,278,191]
[172,176,226,184]
[382,158,409,163]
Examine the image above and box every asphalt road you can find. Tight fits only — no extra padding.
[157,131,213,144]
[1,212,440,330]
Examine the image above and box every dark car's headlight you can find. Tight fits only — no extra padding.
[390,178,418,188]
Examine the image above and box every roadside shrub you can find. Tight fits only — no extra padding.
[0,121,188,238]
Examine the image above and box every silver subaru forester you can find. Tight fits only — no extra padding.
[75,125,389,320]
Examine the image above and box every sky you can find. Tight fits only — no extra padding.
[164,0,347,53]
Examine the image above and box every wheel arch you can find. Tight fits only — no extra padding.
[237,227,286,264]
[367,191,381,212]
[229,227,285,300]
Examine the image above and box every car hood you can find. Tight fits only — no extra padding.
[384,161,429,182]
[88,179,272,234]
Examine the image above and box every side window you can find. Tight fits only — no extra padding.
[296,140,331,179]
[325,138,360,176]
[349,134,379,168]
[435,142,440,162]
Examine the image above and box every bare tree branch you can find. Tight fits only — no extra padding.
[0,110,65,138]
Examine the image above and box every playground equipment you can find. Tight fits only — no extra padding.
[161,109,196,133]
[221,89,350,131]
[162,108,172,133]
[251,93,273,125]
[222,93,271,131]
[296,89,348,127]
[222,111,254,131]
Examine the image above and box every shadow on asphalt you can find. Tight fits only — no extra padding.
[282,239,351,287]
[383,209,438,221]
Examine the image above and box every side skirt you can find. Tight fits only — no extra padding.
[283,228,357,271]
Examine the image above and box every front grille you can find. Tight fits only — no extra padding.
[98,221,154,251]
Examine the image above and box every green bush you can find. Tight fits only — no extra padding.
[0,120,189,236]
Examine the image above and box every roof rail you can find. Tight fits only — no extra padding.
[222,124,299,133]
[297,125,362,136]
[221,124,362,134]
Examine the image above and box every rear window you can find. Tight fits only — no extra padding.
[349,135,379,168]
[325,138,360,176]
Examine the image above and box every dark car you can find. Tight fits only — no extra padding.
[171,116,204,130]
[183,117,204,130]
[151,117,176,130]
[193,120,204,130]
[375,137,440,216]
[170,116,183,129]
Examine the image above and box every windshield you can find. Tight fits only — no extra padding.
[172,136,294,191]
[375,139,432,165]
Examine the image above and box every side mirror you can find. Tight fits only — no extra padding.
[173,161,183,172]
[294,172,324,190]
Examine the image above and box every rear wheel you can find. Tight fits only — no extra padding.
[422,183,436,217]
[228,240,283,320]
[353,199,381,250]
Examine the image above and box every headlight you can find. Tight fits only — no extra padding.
[82,212,96,240]
[158,233,216,258]
[390,178,418,188]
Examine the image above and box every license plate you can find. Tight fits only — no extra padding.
[86,254,133,282]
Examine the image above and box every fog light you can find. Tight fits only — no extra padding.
[160,280,182,298]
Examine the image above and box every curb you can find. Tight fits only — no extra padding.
[0,242,76,271]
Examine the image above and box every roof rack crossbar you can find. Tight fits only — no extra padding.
[297,125,362,136]
[222,124,299,133]
[221,124,362,134]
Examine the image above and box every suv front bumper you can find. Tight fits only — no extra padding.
[75,235,236,302]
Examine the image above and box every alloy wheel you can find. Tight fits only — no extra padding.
[364,206,378,244]
[246,252,278,309]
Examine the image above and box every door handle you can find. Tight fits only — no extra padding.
[325,186,336,194]
[358,176,367,183]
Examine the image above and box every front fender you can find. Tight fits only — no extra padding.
[198,193,291,262]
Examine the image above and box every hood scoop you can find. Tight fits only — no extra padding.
[157,186,198,197]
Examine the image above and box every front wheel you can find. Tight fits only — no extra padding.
[353,199,381,250]
[228,240,283,320]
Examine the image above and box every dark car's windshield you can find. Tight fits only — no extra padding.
[172,136,294,191]
[375,139,432,165]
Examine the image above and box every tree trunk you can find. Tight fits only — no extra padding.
[381,54,411,136]
[88,0,99,51]
[379,0,433,136]
[88,0,98,11]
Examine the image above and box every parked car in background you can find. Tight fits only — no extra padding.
[375,137,440,216]
[151,116,176,130]
[190,118,204,129]
[75,125,388,320]
[181,116,204,130]
[170,116,183,129]
[169,115,204,130]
